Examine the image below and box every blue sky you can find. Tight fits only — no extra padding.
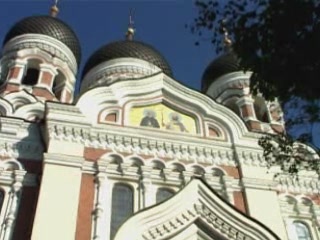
[0,0,217,91]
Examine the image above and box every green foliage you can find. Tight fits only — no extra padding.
[191,0,320,102]
[258,133,320,178]
[190,0,320,177]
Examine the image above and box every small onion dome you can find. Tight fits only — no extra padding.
[82,40,173,78]
[201,52,239,92]
[3,15,81,65]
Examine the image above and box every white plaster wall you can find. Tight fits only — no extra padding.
[31,163,82,240]
[245,188,288,240]
[47,140,84,156]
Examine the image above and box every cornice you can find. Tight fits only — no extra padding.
[241,177,278,191]
[80,58,161,92]
[206,71,251,100]
[0,117,44,160]
[43,153,84,168]
[47,122,237,167]
[3,34,77,74]
[277,174,320,194]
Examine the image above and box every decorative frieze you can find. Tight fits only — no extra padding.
[47,123,236,166]
[277,175,320,194]
[0,118,43,160]
[3,34,77,74]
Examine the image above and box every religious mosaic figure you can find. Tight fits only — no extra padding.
[163,112,188,133]
[140,109,160,128]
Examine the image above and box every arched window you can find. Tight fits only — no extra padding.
[22,59,41,86]
[110,184,133,239]
[22,68,39,86]
[224,97,241,117]
[293,222,312,240]
[52,70,65,100]
[156,188,174,203]
[253,96,269,123]
[0,65,8,85]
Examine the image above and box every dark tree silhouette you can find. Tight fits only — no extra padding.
[190,0,320,177]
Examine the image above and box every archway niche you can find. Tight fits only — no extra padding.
[22,59,42,86]
[52,70,66,100]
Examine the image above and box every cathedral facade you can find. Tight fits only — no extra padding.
[0,3,319,240]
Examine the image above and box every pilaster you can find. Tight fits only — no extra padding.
[31,154,84,240]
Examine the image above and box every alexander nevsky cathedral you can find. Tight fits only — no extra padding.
[0,1,319,240]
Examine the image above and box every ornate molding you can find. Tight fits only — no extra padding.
[206,72,251,100]
[115,178,280,240]
[47,123,237,167]
[277,175,320,194]
[3,34,77,74]
[236,148,266,167]
[0,118,43,160]
[81,58,161,92]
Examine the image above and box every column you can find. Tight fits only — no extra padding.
[1,169,26,240]
[237,96,262,131]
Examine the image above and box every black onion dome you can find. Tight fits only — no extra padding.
[201,52,239,92]
[82,40,173,78]
[3,15,81,64]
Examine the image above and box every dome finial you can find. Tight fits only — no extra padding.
[220,19,232,50]
[50,0,60,17]
[126,8,135,41]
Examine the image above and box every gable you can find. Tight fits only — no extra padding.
[114,178,280,240]
[76,72,250,143]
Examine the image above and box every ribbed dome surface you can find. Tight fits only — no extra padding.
[82,40,173,78]
[202,52,239,92]
[3,15,81,64]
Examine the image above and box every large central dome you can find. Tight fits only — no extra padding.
[82,40,173,78]
[3,15,81,65]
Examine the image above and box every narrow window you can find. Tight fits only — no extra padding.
[156,188,174,203]
[22,68,39,86]
[253,97,269,123]
[0,190,4,213]
[52,70,65,100]
[110,184,133,239]
[292,222,312,240]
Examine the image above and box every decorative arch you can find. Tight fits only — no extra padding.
[210,167,226,177]
[99,153,124,165]
[14,102,44,121]
[0,159,24,171]
[297,196,313,206]
[125,156,144,168]
[187,164,206,176]
[76,71,251,143]
[278,194,298,205]
[98,106,121,124]
[0,98,13,116]
[291,221,313,240]
[114,178,280,240]
[4,90,38,111]
[168,162,186,173]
